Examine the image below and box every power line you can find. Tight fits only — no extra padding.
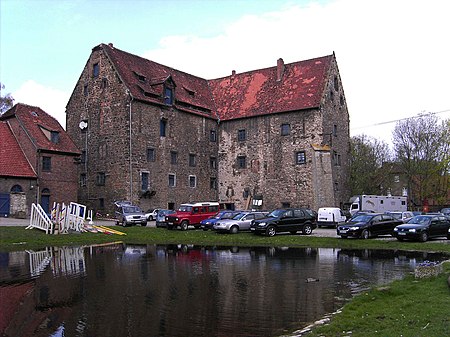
[351,109,450,131]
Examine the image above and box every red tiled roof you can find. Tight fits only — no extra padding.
[1,103,80,155]
[208,55,333,120]
[100,43,333,122]
[102,44,217,118]
[0,121,37,178]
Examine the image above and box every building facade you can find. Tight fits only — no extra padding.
[66,43,350,213]
[0,104,80,215]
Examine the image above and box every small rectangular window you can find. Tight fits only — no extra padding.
[164,88,173,105]
[42,156,51,171]
[93,63,99,77]
[83,84,88,96]
[168,173,176,187]
[147,148,155,162]
[80,174,86,187]
[160,119,167,137]
[295,151,306,165]
[210,130,217,142]
[237,155,246,169]
[210,156,217,169]
[238,129,246,141]
[141,172,149,191]
[50,131,60,144]
[189,154,196,167]
[333,124,338,137]
[210,177,217,189]
[189,175,197,188]
[170,151,178,165]
[281,123,290,136]
[96,172,105,186]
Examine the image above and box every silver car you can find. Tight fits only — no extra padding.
[213,211,268,234]
[115,205,147,227]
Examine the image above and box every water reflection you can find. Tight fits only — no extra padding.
[0,244,447,337]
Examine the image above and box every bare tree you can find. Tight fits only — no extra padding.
[349,134,392,196]
[393,113,450,208]
[0,83,14,114]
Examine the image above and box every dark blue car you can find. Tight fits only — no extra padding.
[200,210,240,231]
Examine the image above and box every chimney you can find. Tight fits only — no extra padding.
[276,58,284,81]
[108,43,114,48]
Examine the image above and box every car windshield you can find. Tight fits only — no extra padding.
[268,209,286,218]
[231,212,246,220]
[408,216,431,225]
[351,215,372,223]
[123,206,141,213]
[178,205,192,212]
[389,213,401,220]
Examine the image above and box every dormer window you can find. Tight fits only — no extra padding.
[164,87,174,105]
[51,131,60,144]
[184,86,195,97]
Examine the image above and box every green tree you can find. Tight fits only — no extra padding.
[349,134,392,196]
[0,82,14,114]
[392,113,449,208]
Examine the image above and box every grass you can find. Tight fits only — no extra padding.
[1,226,449,336]
[306,262,450,337]
[1,226,450,253]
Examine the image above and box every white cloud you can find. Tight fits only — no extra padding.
[13,80,70,129]
[142,0,450,145]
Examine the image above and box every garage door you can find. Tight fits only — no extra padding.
[0,194,10,216]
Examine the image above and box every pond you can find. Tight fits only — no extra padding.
[0,243,447,337]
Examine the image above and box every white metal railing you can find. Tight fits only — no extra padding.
[27,203,53,234]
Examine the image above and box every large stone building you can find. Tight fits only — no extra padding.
[66,43,350,213]
[0,104,80,215]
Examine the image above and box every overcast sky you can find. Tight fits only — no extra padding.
[1,0,449,145]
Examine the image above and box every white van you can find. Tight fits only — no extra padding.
[317,207,347,228]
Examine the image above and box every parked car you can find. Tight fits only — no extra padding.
[440,208,450,216]
[336,213,402,239]
[155,209,176,228]
[385,211,414,223]
[145,208,160,221]
[213,211,268,234]
[317,207,347,228]
[166,202,220,230]
[250,208,317,237]
[393,215,450,242]
[200,210,240,231]
[115,204,147,227]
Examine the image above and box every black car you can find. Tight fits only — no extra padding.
[393,215,450,242]
[336,213,402,239]
[250,208,316,237]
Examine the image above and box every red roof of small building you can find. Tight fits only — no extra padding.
[1,103,80,155]
[0,121,37,178]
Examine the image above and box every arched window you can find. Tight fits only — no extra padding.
[11,185,23,192]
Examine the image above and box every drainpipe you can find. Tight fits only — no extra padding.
[128,91,133,201]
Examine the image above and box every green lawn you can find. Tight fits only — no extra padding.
[1,226,449,336]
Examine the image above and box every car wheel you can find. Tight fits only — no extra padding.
[302,224,313,235]
[397,237,404,241]
[121,220,127,227]
[266,225,276,237]
[180,221,189,231]
[230,225,239,234]
[148,216,153,221]
[361,229,370,239]
[420,231,428,242]
[142,222,147,227]
[340,235,347,239]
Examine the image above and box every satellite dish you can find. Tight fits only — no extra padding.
[79,120,88,130]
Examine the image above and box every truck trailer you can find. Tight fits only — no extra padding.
[344,195,407,215]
